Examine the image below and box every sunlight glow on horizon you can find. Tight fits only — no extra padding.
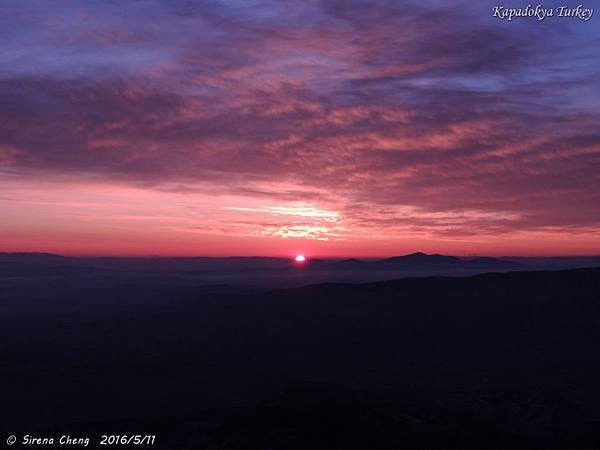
[1,180,600,257]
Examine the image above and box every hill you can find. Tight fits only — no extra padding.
[2,266,600,449]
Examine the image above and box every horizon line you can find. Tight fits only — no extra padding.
[2,251,600,259]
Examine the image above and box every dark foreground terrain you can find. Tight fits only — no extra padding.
[1,262,600,449]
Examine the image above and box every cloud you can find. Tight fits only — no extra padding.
[1,0,599,242]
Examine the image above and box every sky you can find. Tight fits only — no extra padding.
[1,0,599,257]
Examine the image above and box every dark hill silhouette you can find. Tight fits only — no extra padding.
[347,252,520,271]
[464,256,520,268]
[301,252,519,270]
[2,252,593,275]
[338,258,369,266]
[2,265,600,448]
[381,251,462,264]
[0,251,519,280]
[0,251,67,262]
[306,253,520,272]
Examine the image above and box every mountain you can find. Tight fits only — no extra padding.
[305,253,518,272]
[0,252,69,267]
[380,252,463,265]
[0,252,67,261]
[369,252,520,271]
[3,266,600,448]
[0,252,99,276]
[464,256,521,269]
[0,252,521,284]
[339,258,369,266]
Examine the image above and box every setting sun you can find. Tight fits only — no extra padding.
[295,254,306,263]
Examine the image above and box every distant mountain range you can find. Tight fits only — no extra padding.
[0,252,67,260]
[308,252,520,271]
[2,252,600,285]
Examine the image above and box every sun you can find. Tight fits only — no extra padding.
[294,254,306,263]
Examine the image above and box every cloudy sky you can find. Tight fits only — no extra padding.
[1,0,599,256]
